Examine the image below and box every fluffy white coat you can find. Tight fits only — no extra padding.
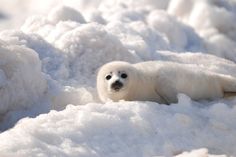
[97,61,236,104]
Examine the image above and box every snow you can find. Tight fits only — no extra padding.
[47,5,86,24]
[0,96,234,156]
[0,0,235,156]
[168,0,236,61]
[0,40,47,115]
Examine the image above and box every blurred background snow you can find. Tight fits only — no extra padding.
[0,0,235,156]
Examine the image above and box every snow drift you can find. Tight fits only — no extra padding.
[0,40,47,115]
[0,95,234,156]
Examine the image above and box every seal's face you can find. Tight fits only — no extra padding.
[97,61,137,102]
[105,70,128,93]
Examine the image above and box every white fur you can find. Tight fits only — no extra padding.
[97,61,236,104]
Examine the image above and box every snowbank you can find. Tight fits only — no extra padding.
[0,95,233,156]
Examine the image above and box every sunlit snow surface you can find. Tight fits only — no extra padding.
[0,0,236,156]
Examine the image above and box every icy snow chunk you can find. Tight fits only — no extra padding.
[48,5,86,24]
[147,10,187,49]
[0,40,47,114]
[0,30,68,80]
[168,0,236,62]
[21,15,52,36]
[45,21,81,44]
[177,94,192,106]
[106,21,153,60]
[106,21,169,60]
[176,148,226,157]
[147,10,204,52]
[21,15,80,44]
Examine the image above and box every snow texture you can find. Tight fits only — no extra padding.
[0,0,235,156]
[0,96,234,156]
[0,40,47,115]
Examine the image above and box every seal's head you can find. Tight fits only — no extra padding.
[97,61,137,102]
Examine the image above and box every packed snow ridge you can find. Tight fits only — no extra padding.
[0,0,235,156]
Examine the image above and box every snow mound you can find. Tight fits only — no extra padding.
[0,40,47,114]
[48,5,86,24]
[106,21,169,60]
[147,10,204,52]
[168,0,236,61]
[0,95,234,156]
[0,30,68,80]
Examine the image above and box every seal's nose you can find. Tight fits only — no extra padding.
[111,80,123,91]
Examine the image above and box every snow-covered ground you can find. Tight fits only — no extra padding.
[0,0,236,156]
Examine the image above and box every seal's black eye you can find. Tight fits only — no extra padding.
[105,75,112,80]
[121,73,127,79]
